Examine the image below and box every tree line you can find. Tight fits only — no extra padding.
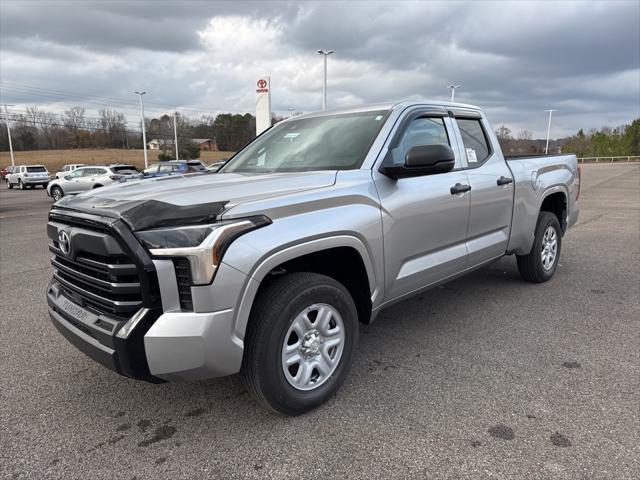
[0,106,258,156]
[495,118,640,157]
[1,106,638,159]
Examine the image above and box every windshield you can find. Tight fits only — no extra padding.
[223,110,389,173]
[27,166,47,173]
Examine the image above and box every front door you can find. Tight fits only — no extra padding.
[374,113,471,301]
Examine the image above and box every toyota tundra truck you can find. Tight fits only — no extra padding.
[46,101,580,415]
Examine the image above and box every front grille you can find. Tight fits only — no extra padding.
[173,258,193,311]
[49,226,144,317]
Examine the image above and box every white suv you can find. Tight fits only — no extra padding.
[47,164,140,201]
[54,164,86,179]
[5,165,50,189]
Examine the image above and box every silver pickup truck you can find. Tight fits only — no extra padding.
[46,101,580,414]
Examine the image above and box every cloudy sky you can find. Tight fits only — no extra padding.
[1,0,638,137]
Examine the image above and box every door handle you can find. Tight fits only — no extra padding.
[497,176,513,186]
[450,183,472,195]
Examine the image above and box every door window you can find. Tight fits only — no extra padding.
[390,117,450,165]
[456,118,491,166]
[68,169,85,178]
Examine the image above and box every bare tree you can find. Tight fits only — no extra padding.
[516,129,533,141]
[64,107,86,130]
[495,125,512,141]
[39,111,59,148]
[98,108,127,148]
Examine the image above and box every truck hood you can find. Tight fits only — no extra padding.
[53,171,336,230]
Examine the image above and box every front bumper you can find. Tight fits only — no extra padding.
[144,309,243,382]
[47,280,163,382]
[48,278,245,383]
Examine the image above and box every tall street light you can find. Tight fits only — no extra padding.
[545,109,556,154]
[135,91,148,168]
[448,84,461,102]
[3,104,15,166]
[317,49,334,110]
[288,108,296,117]
[173,112,179,160]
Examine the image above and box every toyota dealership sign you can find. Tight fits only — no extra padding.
[256,76,271,135]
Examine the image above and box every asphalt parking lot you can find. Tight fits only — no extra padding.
[1,164,639,479]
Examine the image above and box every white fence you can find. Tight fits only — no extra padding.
[578,156,640,163]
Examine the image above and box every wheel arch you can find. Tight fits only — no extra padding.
[233,235,379,341]
[539,187,568,234]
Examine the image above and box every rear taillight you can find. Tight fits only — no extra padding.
[109,175,122,181]
[576,165,581,201]
[23,173,29,177]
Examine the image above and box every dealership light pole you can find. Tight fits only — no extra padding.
[173,112,179,160]
[448,84,461,102]
[317,49,334,110]
[545,109,556,154]
[288,108,296,117]
[3,104,15,166]
[134,91,148,168]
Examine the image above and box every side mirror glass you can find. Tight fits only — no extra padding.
[380,144,456,179]
[64,175,71,180]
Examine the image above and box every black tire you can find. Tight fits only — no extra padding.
[6,179,12,189]
[42,183,48,189]
[18,179,25,190]
[241,272,359,415]
[50,186,64,201]
[517,212,562,283]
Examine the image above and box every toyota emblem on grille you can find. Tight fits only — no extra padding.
[58,231,71,255]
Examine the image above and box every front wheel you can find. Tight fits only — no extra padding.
[50,186,64,202]
[517,212,562,283]
[18,179,25,190]
[241,272,358,415]
[6,179,12,189]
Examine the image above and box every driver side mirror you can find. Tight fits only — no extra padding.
[64,175,71,181]
[380,144,455,179]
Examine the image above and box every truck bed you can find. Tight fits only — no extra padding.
[505,153,580,255]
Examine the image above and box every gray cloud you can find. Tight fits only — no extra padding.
[0,0,638,137]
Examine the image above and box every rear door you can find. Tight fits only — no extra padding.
[450,111,514,266]
[374,108,471,301]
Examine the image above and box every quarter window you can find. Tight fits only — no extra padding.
[456,118,491,166]
[390,117,449,165]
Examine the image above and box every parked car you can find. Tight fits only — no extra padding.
[46,101,580,415]
[1,165,16,179]
[5,165,50,189]
[47,164,139,201]
[142,160,203,177]
[54,164,86,180]
[207,159,229,172]
[185,159,208,172]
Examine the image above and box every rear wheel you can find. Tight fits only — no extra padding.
[241,272,358,415]
[18,179,25,190]
[51,186,64,201]
[517,212,562,283]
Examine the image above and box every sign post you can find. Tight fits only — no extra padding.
[256,76,271,136]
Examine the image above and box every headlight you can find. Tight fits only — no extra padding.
[136,216,270,285]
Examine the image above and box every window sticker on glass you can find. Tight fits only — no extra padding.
[283,133,300,139]
[375,115,383,120]
[466,148,478,163]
